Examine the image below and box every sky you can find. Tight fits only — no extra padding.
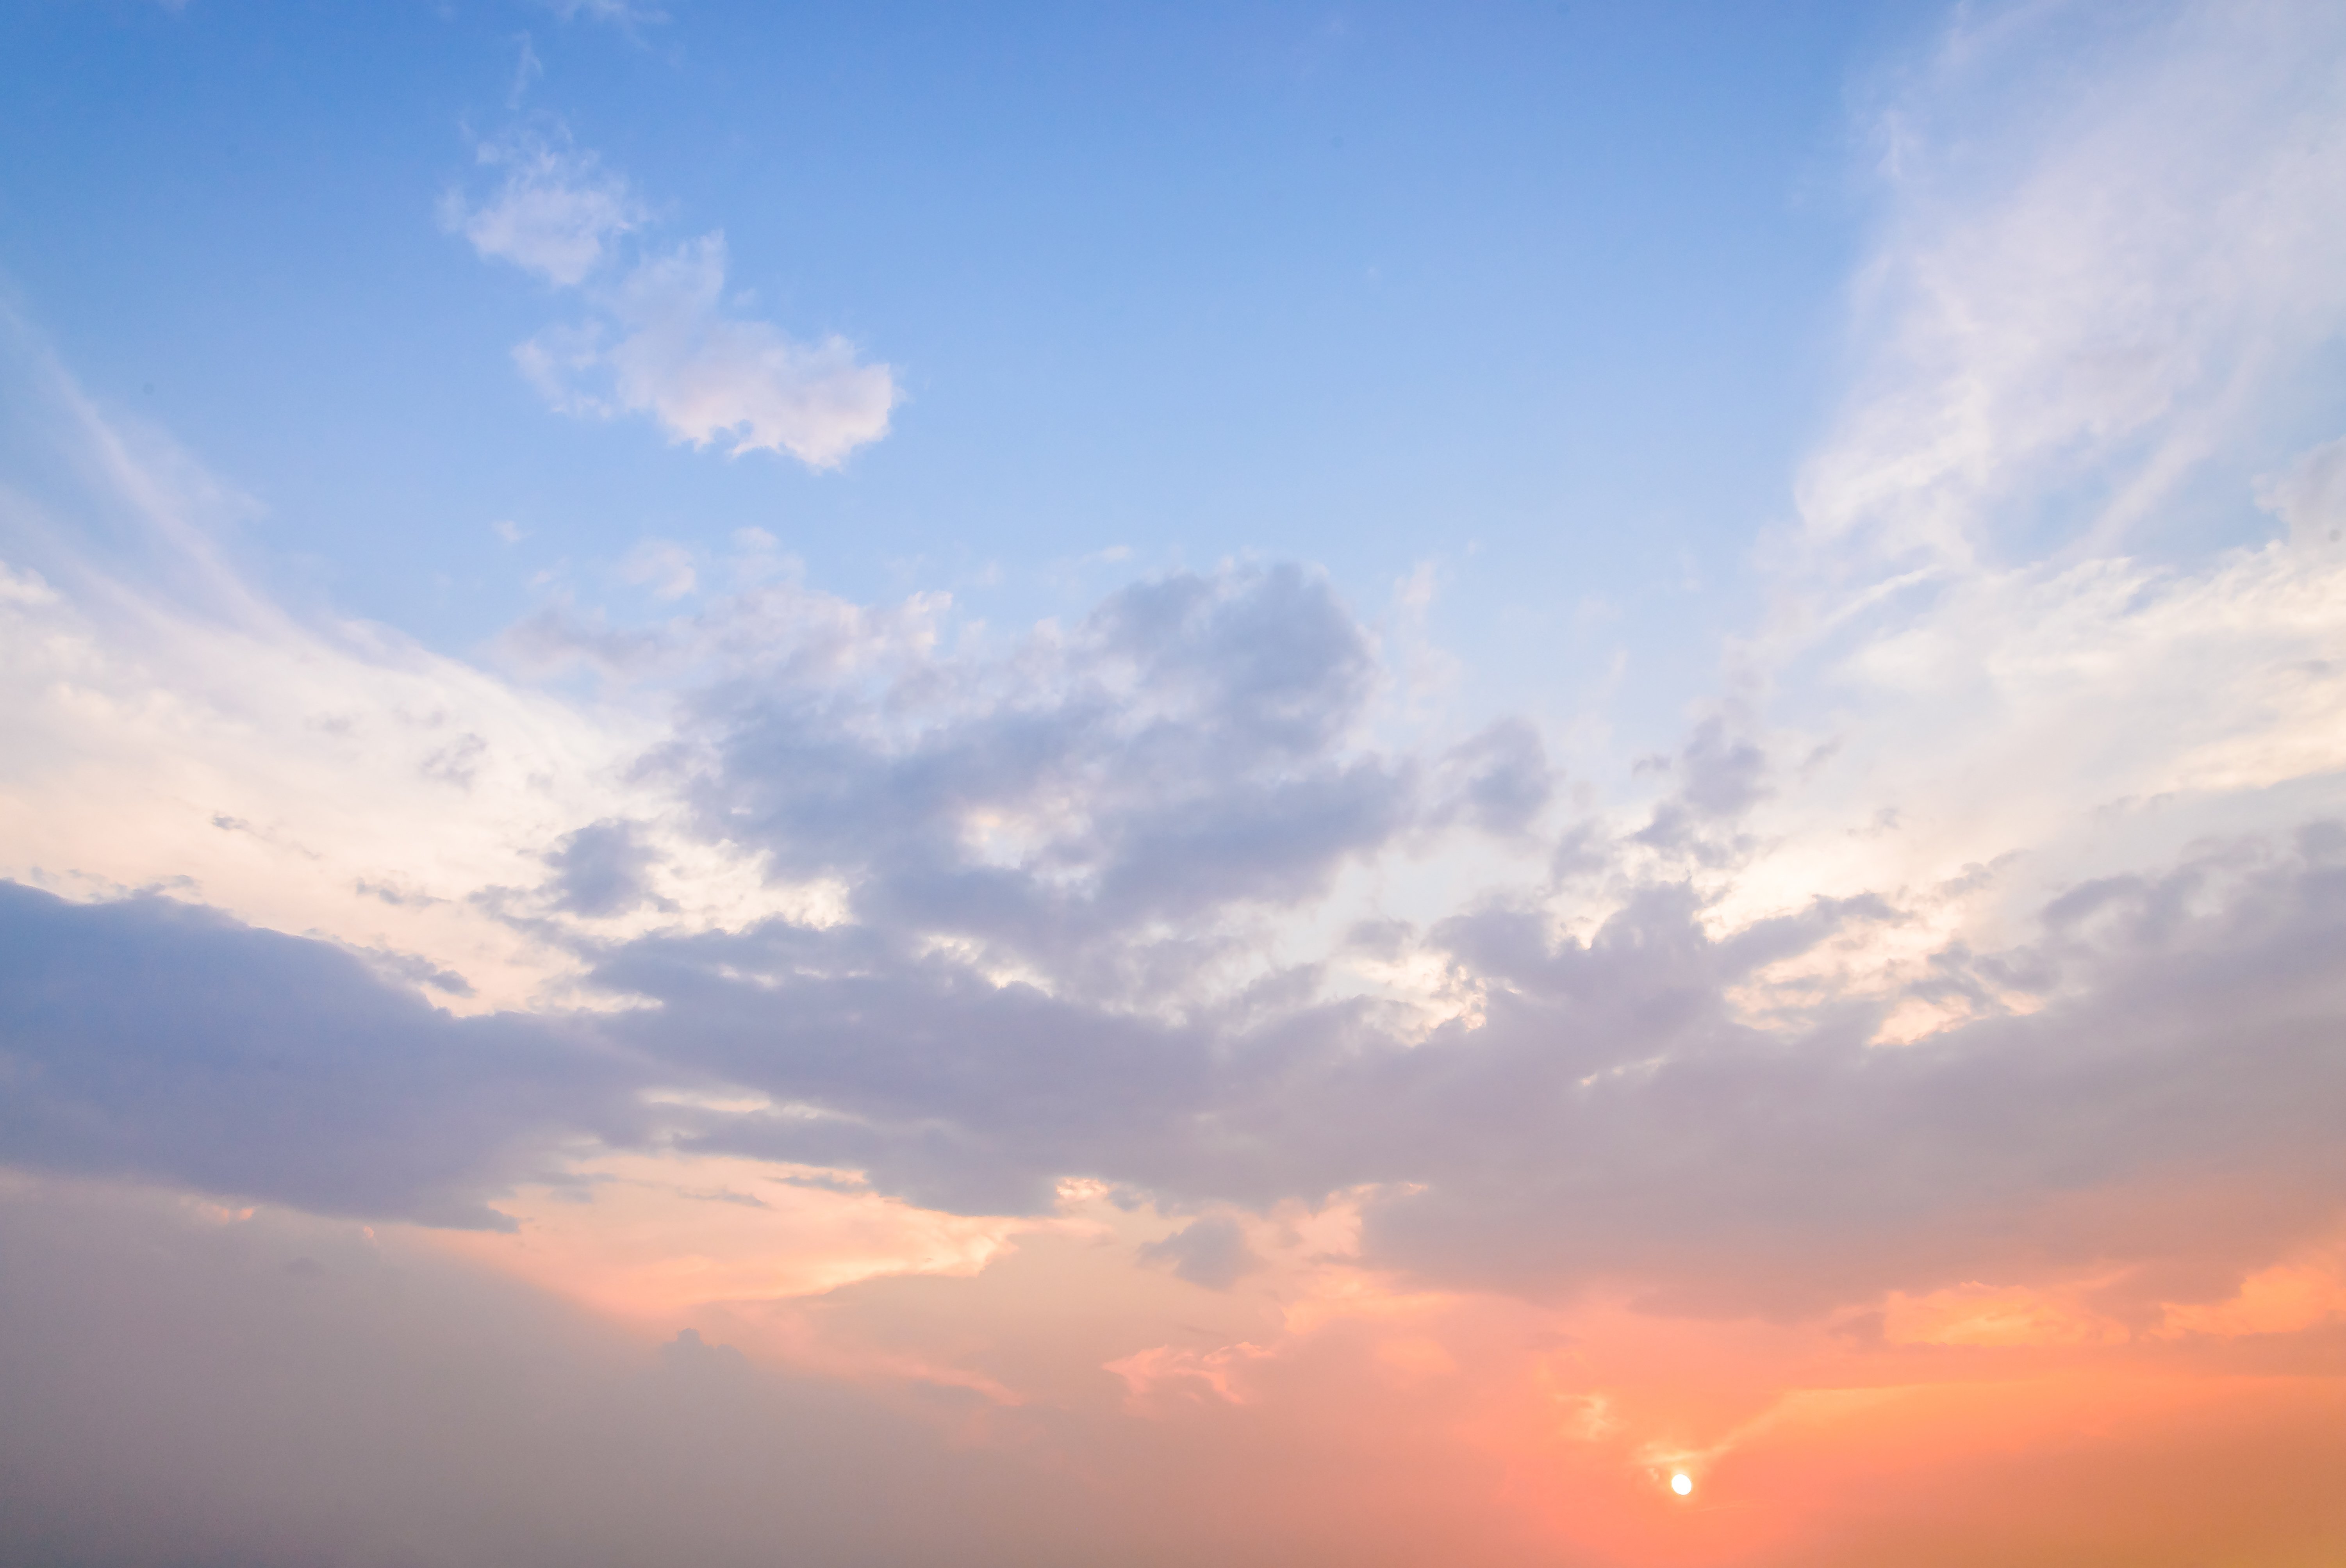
[3,1,2345,1564]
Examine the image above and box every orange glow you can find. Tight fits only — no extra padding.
[404,1156,2346,1564]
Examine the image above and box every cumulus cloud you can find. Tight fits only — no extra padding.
[451,134,896,467]
[1629,716,1770,859]
[444,132,640,288]
[673,562,1402,965]
[521,235,898,465]
[536,809,2346,1322]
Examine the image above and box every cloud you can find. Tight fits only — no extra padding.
[9,1168,2344,1568]
[519,235,898,467]
[0,883,644,1229]
[562,810,2346,1320]
[1791,1,2346,584]
[444,132,640,288]
[12,267,2346,1318]
[2259,433,2346,559]
[1629,716,1770,859]
[668,562,1405,974]
[1139,1215,1258,1290]
[1429,719,1552,836]
[618,537,697,599]
[1362,829,2346,1313]
[541,0,668,26]
[546,818,670,918]
[448,132,898,468]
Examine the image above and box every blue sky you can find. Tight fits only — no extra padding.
[4,1,1943,743]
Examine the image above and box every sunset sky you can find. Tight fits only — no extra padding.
[5,2,2346,1564]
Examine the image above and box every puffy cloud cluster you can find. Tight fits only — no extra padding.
[7,524,2345,1328]
[7,306,2346,1324]
[677,563,1405,973]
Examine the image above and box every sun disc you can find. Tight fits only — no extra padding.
[1670,1472,1693,1496]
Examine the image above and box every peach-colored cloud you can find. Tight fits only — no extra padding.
[2158,1245,2346,1340]
[425,1147,1028,1323]
[1882,1278,2130,1347]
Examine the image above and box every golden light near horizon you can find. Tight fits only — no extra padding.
[1671,1473,1694,1497]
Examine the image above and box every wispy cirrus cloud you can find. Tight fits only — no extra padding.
[1791,0,2346,583]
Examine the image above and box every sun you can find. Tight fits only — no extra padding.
[1670,1472,1693,1497]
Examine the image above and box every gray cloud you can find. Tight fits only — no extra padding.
[1138,1215,1258,1290]
[1631,717,1770,857]
[0,883,643,1229]
[13,691,2342,1340]
[1431,719,1554,836]
[674,563,1409,987]
[579,818,2346,1319]
[592,919,1221,1215]
[546,818,670,918]
[1359,830,2346,1313]
[7,537,2344,1328]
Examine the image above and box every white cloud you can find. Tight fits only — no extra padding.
[1792,1,2346,582]
[619,537,696,600]
[449,131,897,469]
[1710,0,2346,975]
[444,133,641,289]
[2259,434,2346,560]
[541,0,668,25]
[532,236,899,468]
